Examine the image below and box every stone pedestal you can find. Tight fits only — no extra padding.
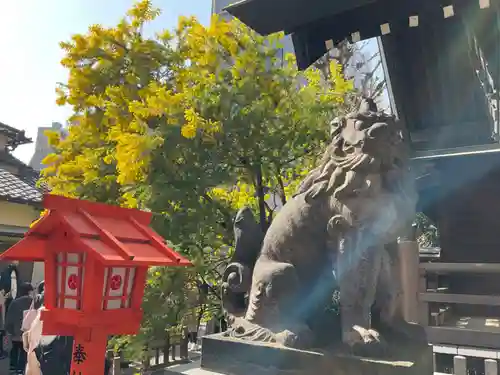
[199,334,432,375]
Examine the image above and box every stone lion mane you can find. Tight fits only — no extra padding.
[295,109,406,204]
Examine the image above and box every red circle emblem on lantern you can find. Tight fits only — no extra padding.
[110,275,122,291]
[67,274,78,290]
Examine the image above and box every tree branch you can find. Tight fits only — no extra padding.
[280,148,312,167]
[255,163,268,232]
[276,169,287,205]
[197,274,222,301]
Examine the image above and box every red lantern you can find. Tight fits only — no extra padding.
[0,194,192,375]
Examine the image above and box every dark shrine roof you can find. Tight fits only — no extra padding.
[223,0,376,36]
[0,122,32,148]
[0,195,192,267]
[0,122,42,204]
[225,0,493,70]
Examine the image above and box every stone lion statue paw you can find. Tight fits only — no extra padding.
[275,330,299,347]
[345,325,387,357]
[275,325,313,348]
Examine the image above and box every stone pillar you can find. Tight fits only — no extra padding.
[453,355,467,375]
[398,224,420,323]
[485,358,498,375]
[112,356,122,375]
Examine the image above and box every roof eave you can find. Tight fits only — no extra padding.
[223,0,378,36]
[99,258,193,267]
[0,195,42,206]
[0,122,32,145]
[0,236,45,261]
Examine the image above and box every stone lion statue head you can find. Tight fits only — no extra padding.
[295,98,416,239]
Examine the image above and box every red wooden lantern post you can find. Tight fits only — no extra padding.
[0,195,192,375]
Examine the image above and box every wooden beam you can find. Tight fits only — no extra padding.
[420,292,500,306]
[412,143,500,161]
[399,240,419,323]
[420,262,500,274]
[457,347,498,359]
[418,270,429,325]
[426,327,500,349]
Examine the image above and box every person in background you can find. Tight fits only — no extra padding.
[34,281,44,309]
[185,311,199,351]
[32,293,111,375]
[5,282,34,374]
[0,262,21,316]
[36,282,44,296]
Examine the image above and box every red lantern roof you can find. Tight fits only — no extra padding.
[0,194,192,266]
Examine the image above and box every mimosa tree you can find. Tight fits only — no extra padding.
[40,0,354,352]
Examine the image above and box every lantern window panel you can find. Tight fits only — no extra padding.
[56,252,85,310]
[102,267,136,310]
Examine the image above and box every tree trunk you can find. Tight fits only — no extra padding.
[255,164,268,232]
[276,172,287,205]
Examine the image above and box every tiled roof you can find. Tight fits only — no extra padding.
[0,168,43,205]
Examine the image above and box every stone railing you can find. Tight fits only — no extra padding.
[108,327,190,375]
[433,344,499,375]
[141,326,189,371]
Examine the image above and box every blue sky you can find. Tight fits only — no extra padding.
[0,0,210,163]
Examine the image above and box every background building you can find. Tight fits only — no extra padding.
[25,121,67,284]
[0,122,44,284]
[29,121,65,172]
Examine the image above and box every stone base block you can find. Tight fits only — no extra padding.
[200,333,432,375]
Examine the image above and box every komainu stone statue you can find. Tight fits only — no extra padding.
[222,207,264,319]
[222,98,424,354]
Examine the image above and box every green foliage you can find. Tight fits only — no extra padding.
[44,0,355,360]
[415,212,440,248]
